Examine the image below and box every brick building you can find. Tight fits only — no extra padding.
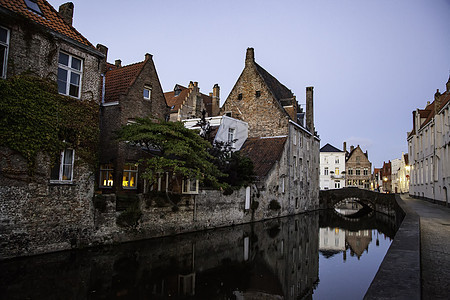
[99,55,169,194]
[345,144,372,190]
[223,48,320,214]
[0,0,105,258]
[381,161,392,193]
[164,82,220,121]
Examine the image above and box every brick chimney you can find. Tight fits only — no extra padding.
[145,53,153,60]
[350,145,354,152]
[59,2,74,26]
[115,59,121,68]
[211,84,220,116]
[343,142,347,152]
[306,86,314,133]
[246,48,255,66]
[446,75,450,92]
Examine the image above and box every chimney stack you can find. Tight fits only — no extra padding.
[343,142,347,152]
[115,59,121,68]
[350,145,354,152]
[145,53,152,60]
[306,86,314,133]
[212,84,220,116]
[446,74,450,92]
[245,48,255,66]
[59,2,74,26]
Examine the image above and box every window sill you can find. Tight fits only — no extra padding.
[99,186,113,189]
[122,187,137,190]
[49,181,74,185]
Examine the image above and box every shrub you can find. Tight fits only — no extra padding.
[116,202,142,228]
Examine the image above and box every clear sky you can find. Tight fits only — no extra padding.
[48,0,450,169]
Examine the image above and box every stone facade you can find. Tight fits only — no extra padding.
[165,82,220,121]
[99,54,169,194]
[408,78,450,204]
[0,0,105,258]
[345,145,372,189]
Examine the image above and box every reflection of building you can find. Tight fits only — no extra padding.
[345,144,372,189]
[320,143,346,190]
[319,227,346,258]
[346,230,372,259]
[408,78,450,204]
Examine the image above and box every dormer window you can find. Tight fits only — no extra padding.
[255,91,261,98]
[143,86,151,100]
[24,0,42,14]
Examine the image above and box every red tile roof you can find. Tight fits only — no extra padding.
[240,136,287,178]
[0,0,94,48]
[164,84,213,115]
[104,61,145,103]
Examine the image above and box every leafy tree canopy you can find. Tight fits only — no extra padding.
[116,118,227,188]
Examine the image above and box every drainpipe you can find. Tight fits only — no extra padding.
[101,73,105,104]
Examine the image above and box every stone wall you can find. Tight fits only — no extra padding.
[0,148,95,259]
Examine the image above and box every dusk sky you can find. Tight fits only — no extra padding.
[48,0,450,169]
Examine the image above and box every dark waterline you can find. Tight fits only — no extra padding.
[0,210,397,299]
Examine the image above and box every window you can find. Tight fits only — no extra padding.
[122,163,138,189]
[363,168,368,176]
[99,164,114,187]
[335,157,339,164]
[255,91,261,97]
[182,178,199,194]
[245,186,251,210]
[356,168,361,175]
[348,168,353,175]
[25,0,42,14]
[58,52,82,98]
[228,128,235,146]
[50,149,74,182]
[238,93,243,100]
[293,131,297,145]
[356,156,361,162]
[143,86,151,100]
[0,26,9,79]
[324,167,329,175]
[335,168,339,175]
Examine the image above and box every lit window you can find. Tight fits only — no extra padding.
[143,86,151,100]
[0,26,9,79]
[122,163,138,189]
[50,149,74,182]
[335,168,339,175]
[99,164,114,187]
[58,52,83,98]
[182,178,199,194]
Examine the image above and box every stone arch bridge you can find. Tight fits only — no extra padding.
[319,187,403,219]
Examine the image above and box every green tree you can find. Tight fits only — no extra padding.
[116,118,226,188]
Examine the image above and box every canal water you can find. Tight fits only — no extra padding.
[0,209,399,299]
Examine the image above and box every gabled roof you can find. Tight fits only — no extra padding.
[320,143,343,153]
[240,136,287,179]
[164,84,213,115]
[0,0,94,48]
[254,63,294,101]
[104,61,145,103]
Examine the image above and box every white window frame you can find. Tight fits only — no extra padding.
[324,167,329,175]
[228,127,236,147]
[57,52,83,98]
[245,186,251,209]
[122,163,138,189]
[50,149,75,183]
[99,164,114,188]
[143,86,152,100]
[182,178,199,194]
[0,25,10,79]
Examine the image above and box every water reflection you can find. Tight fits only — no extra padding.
[0,210,399,300]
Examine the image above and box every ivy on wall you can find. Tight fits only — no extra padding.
[0,75,99,172]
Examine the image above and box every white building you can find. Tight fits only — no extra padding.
[320,143,346,190]
[183,115,249,151]
[407,77,450,205]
